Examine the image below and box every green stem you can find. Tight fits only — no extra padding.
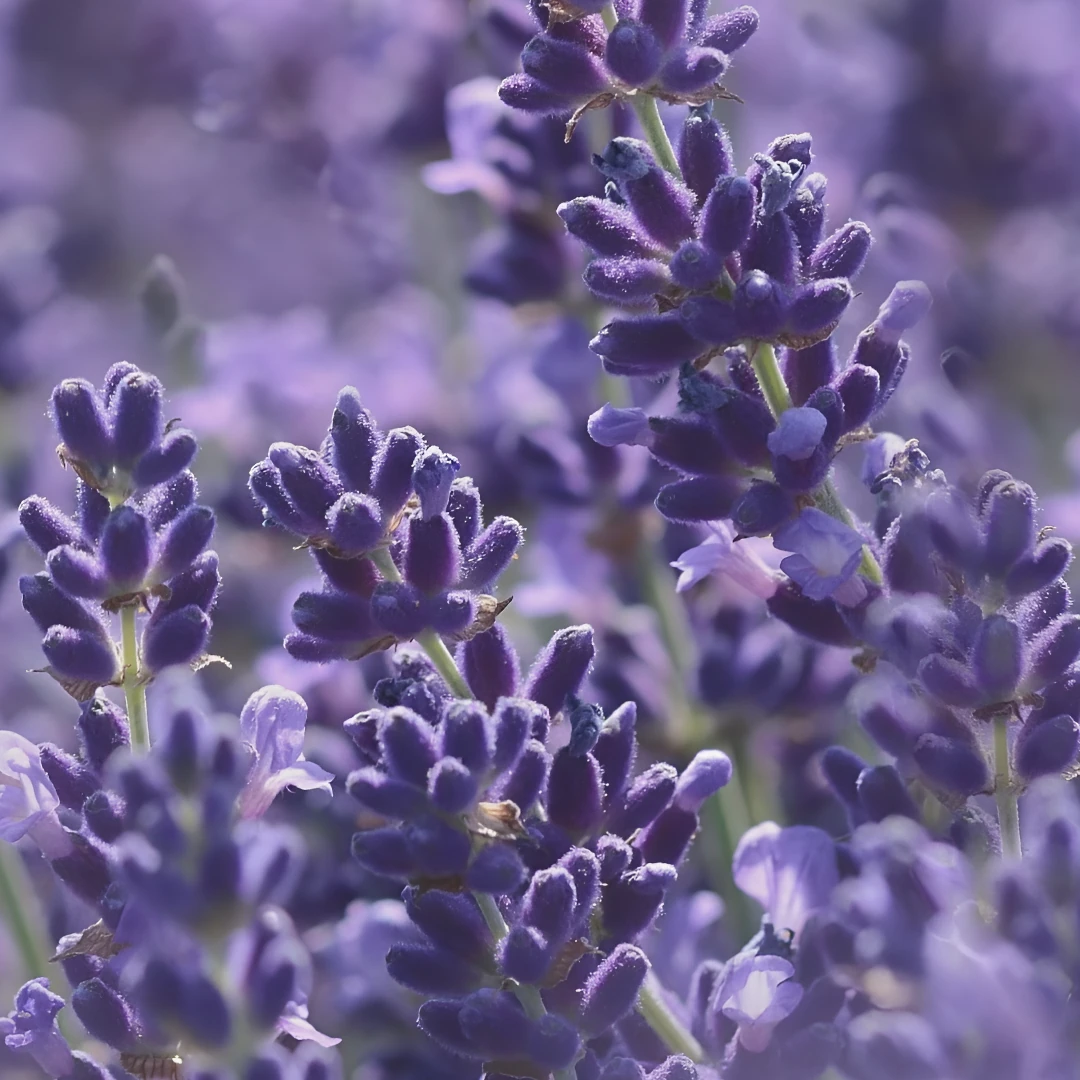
[750,342,884,586]
[0,844,51,982]
[120,604,150,753]
[637,973,703,1062]
[994,717,1021,857]
[599,3,679,176]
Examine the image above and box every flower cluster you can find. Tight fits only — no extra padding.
[18,365,219,697]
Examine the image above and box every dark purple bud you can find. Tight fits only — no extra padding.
[587,702,636,813]
[459,988,534,1059]
[638,0,689,48]
[133,429,197,489]
[700,175,754,257]
[467,842,528,894]
[874,279,932,339]
[669,240,723,291]
[248,939,305,1029]
[387,943,482,995]
[558,847,601,925]
[557,197,658,258]
[675,750,732,809]
[51,379,111,471]
[597,834,634,882]
[648,414,728,476]
[655,474,741,524]
[83,789,125,842]
[347,767,428,818]
[529,1013,580,1070]
[405,816,471,877]
[21,572,105,634]
[268,443,342,525]
[803,385,844,446]
[462,626,521,713]
[567,698,604,757]
[413,447,461,520]
[379,707,438,787]
[328,386,379,492]
[918,655,981,708]
[493,739,551,812]
[1017,580,1071,639]
[370,581,428,638]
[499,72,573,114]
[523,625,595,715]
[766,580,857,646]
[1016,715,1080,781]
[982,479,1036,576]
[249,461,311,534]
[141,604,211,672]
[585,256,672,307]
[405,515,461,594]
[785,173,827,260]
[417,999,476,1057]
[637,805,698,865]
[660,46,729,94]
[734,270,786,339]
[427,591,476,637]
[913,734,989,795]
[604,19,663,85]
[731,482,795,536]
[678,109,734,204]
[326,493,383,554]
[808,221,872,280]
[143,471,196,531]
[592,313,704,376]
[52,834,111,904]
[579,944,650,1036]
[43,626,119,684]
[521,35,608,97]
[679,295,738,347]
[490,698,539,771]
[972,615,1023,701]
[1027,615,1080,688]
[100,507,152,590]
[786,279,853,337]
[834,364,880,431]
[291,589,377,643]
[500,924,552,983]
[976,470,1014,515]
[440,700,495,773]
[38,742,98,810]
[856,765,919,823]
[461,516,524,591]
[19,496,79,555]
[595,139,697,250]
[156,506,215,581]
[351,827,415,877]
[716,389,774,467]
[1005,538,1072,597]
[698,6,759,51]
[447,478,482,549]
[922,490,981,574]
[783,340,837,407]
[372,427,424,519]
[743,211,800,285]
[47,546,109,600]
[522,866,577,942]
[547,749,604,835]
[404,886,491,959]
[820,746,868,824]
[72,979,137,1050]
[111,372,163,465]
[78,695,129,769]
[610,763,678,836]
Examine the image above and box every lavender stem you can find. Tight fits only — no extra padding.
[119,605,150,753]
[994,715,1021,857]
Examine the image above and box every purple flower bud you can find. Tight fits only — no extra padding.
[638,0,689,48]
[731,482,796,537]
[602,1060,645,1080]
[328,387,379,492]
[19,496,79,556]
[594,311,706,376]
[648,414,730,475]
[783,340,837,408]
[982,480,1036,577]
[588,403,651,448]
[461,626,521,712]
[808,221,873,280]
[460,988,538,1060]
[347,767,427,817]
[291,589,377,643]
[744,208,800,284]
[523,865,577,942]
[500,924,552,983]
[591,701,637,810]
[524,625,595,715]
[20,572,102,635]
[71,979,137,1050]
[38,743,97,811]
[428,590,478,637]
[405,515,461,594]
[529,1013,580,1070]
[578,944,650,1036]
[596,139,697,250]
[786,278,854,336]
[679,110,734,206]
[679,294,739,347]
[547,749,604,835]
[832,364,880,431]
[700,175,754,257]
[249,461,311,534]
[714,387,774,467]
[1020,718,1080,790]
[786,174,827,260]
[664,44,728,90]
[604,19,663,85]
[42,626,119,684]
[387,943,482,995]
[133,428,198,489]
[141,604,210,672]
[100,507,152,591]
[521,35,609,97]
[918,655,981,708]
[856,765,919,822]
[51,380,111,472]
[668,239,723,290]
[248,938,306,1030]
[461,516,524,591]
[370,581,428,638]
[406,816,471,877]
[649,1056,697,1080]
[417,999,476,1057]
[47,546,109,600]
[412,448,461,521]
[766,580,856,646]
[404,886,490,960]
[874,280,932,339]
[156,505,215,582]
[655,475,741,524]
[467,842,528,894]
[52,833,111,904]
[637,805,698,865]
[268,443,342,525]
[558,197,658,258]
[1005,537,1072,597]
[143,471,196,531]
[675,750,732,809]
[820,746,867,821]
[498,71,573,113]
[440,701,495,774]
[733,270,786,339]
[78,695,129,769]
[597,834,634,882]
[372,427,424,519]
[698,6,759,51]
[913,734,989,795]
[110,371,163,465]
[378,708,438,787]
[1027,615,1080,688]
[972,615,1023,700]
[611,762,678,835]
[493,739,551,812]
[326,493,383,555]
[446,479,482,550]
[352,826,415,878]
[584,256,670,306]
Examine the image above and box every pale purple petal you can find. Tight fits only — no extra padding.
[774,508,863,601]
[277,1000,342,1047]
[767,407,826,461]
[240,685,309,772]
[0,731,61,843]
[588,403,651,448]
[716,955,803,1052]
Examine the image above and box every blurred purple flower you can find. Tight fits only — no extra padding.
[1,978,73,1078]
[671,521,778,598]
[0,731,69,854]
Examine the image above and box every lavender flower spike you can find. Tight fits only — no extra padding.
[238,686,334,819]
[0,731,71,856]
